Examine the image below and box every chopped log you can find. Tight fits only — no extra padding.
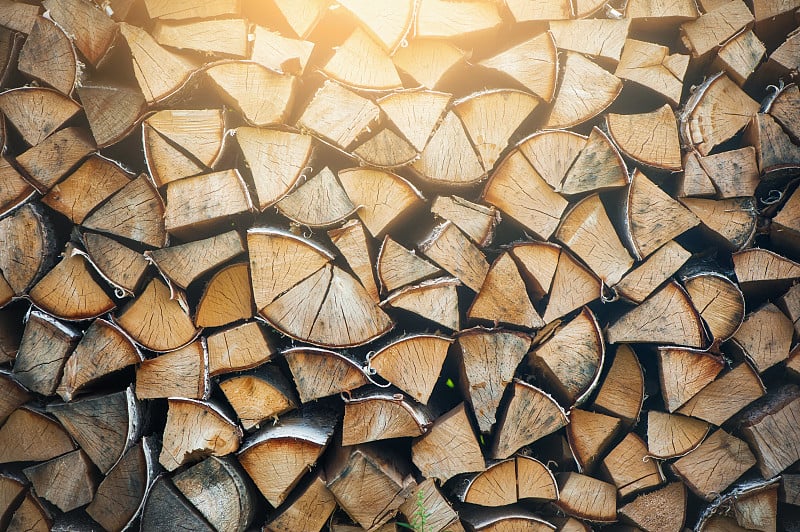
[731,303,794,372]
[142,122,204,187]
[82,233,149,298]
[593,344,645,425]
[773,184,800,254]
[658,346,725,412]
[207,321,276,382]
[153,18,249,57]
[788,344,800,378]
[506,0,570,21]
[219,364,297,431]
[265,472,336,532]
[146,108,225,170]
[328,220,380,303]
[195,262,253,328]
[160,398,241,472]
[771,85,800,143]
[382,277,461,330]
[77,82,147,148]
[672,429,756,501]
[713,29,766,85]
[23,449,97,512]
[272,0,327,39]
[0,86,80,146]
[338,167,424,238]
[457,456,557,506]
[733,249,800,295]
[352,128,418,169]
[0,407,76,463]
[369,334,452,404]
[701,147,760,198]
[275,167,355,228]
[8,492,52,532]
[148,229,244,291]
[556,194,634,286]
[140,475,215,532]
[618,482,687,532]
[412,402,485,481]
[431,196,499,248]
[549,19,629,67]
[337,0,413,53]
[206,62,296,127]
[546,52,622,129]
[284,346,369,403]
[516,130,585,191]
[507,240,560,301]
[647,411,710,459]
[777,283,800,337]
[251,25,315,76]
[559,127,629,196]
[326,443,415,531]
[400,478,462,532]
[738,384,800,478]
[143,0,239,19]
[478,31,558,102]
[606,281,706,347]
[467,252,543,329]
[322,27,401,90]
[601,433,665,498]
[410,111,485,187]
[680,0,754,58]
[0,371,30,423]
[762,28,800,80]
[457,328,531,433]
[47,388,140,473]
[15,127,95,193]
[542,248,601,324]
[615,39,689,106]
[43,0,118,67]
[239,405,337,506]
[566,408,623,472]
[392,39,465,89]
[0,0,40,34]
[116,277,199,352]
[458,505,554,531]
[415,0,501,38]
[614,240,692,303]
[684,272,745,343]
[491,379,568,459]
[517,455,559,501]
[679,152,717,197]
[0,156,35,216]
[682,197,758,251]
[377,236,441,294]
[342,389,433,445]
[746,113,800,177]
[58,318,142,401]
[606,105,682,172]
[17,16,77,95]
[677,362,765,425]
[135,340,209,400]
[555,473,617,523]
[378,90,450,153]
[0,472,26,530]
[13,310,79,396]
[783,474,800,506]
[419,222,489,293]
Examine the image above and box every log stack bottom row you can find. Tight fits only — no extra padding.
[1,0,800,530]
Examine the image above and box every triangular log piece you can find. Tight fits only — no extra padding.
[377,90,451,152]
[431,196,499,248]
[412,402,485,481]
[377,236,441,294]
[606,105,682,172]
[329,220,380,303]
[118,22,195,103]
[544,249,601,324]
[614,240,691,304]
[704,480,780,532]
[22,449,97,512]
[0,86,80,146]
[458,505,555,531]
[239,404,338,507]
[276,167,355,227]
[265,472,337,532]
[566,409,622,472]
[672,429,756,501]
[556,194,634,286]
[135,340,208,400]
[172,456,255,532]
[483,149,568,240]
[676,362,765,425]
[410,111,486,187]
[615,39,689,106]
[0,0,40,33]
[283,347,369,403]
[517,129,585,190]
[83,174,168,248]
[546,52,622,129]
[236,127,315,210]
[152,18,249,57]
[342,389,433,445]
[456,328,531,433]
[58,318,142,401]
[549,19,629,66]
[746,113,800,175]
[714,29,766,85]
[381,277,461,331]
[771,84,800,141]
[142,0,240,19]
[160,398,241,472]
[147,229,244,291]
[219,364,298,431]
[392,39,465,89]
[657,347,725,413]
[777,283,800,337]
[0,372,30,424]
[251,25,314,76]
[559,127,629,196]
[164,169,254,239]
[0,156,35,216]
[683,272,745,343]
[17,16,77,96]
[139,475,214,532]
[0,407,77,463]
[508,241,561,300]
[261,264,394,348]
[337,0,413,53]
[86,439,157,532]
[272,0,327,38]
[680,72,760,156]
[13,310,79,396]
[296,80,381,150]
[43,0,119,67]
[491,379,568,459]
[454,89,539,171]
[731,303,793,372]
[618,482,687,532]
[195,262,253,328]
[733,248,800,293]
[773,184,800,253]
[15,127,96,193]
[42,155,131,224]
[352,128,418,168]
[529,307,604,407]
[116,278,199,352]
[555,473,617,523]
[145,108,225,170]
[697,147,760,198]
[77,82,147,148]
[400,478,462,532]
[592,344,644,425]
[206,62,296,127]
[0,472,27,530]
[506,0,570,21]
[457,458,517,506]
[322,27,401,90]
[679,0,754,58]
[681,197,757,251]
[419,222,489,293]
[517,455,559,501]
[647,411,710,459]
[626,0,698,23]
[8,492,52,532]
[415,0,502,38]
[738,384,800,478]
[678,152,717,198]
[206,321,276,377]
[468,252,543,329]
[339,167,425,238]
[601,433,664,498]
[369,334,453,404]
[606,281,706,347]
[326,443,416,530]
[143,123,205,187]
[478,31,558,102]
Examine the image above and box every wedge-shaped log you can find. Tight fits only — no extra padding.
[0,0,40,33]
[602,433,664,498]
[566,409,622,472]
[207,62,296,127]
[682,197,757,251]
[143,0,239,19]
[1,206,57,299]
[678,152,717,198]
[23,449,97,512]
[15,127,95,193]
[549,19,629,66]
[459,506,555,531]
[369,334,452,404]
[78,82,147,147]
[658,347,724,412]
[251,24,314,76]
[0,473,32,530]
[412,402,485,481]
[8,492,52,532]
[13,310,79,396]
[343,389,434,445]
[297,80,380,150]
[607,105,682,171]
[0,86,79,146]
[17,16,77,95]
[614,240,691,303]
[731,303,794,372]
[219,364,297,431]
[377,236,442,293]
[152,18,248,57]
[381,277,461,331]
[684,272,745,343]
[411,111,486,187]
[276,167,356,227]
[136,340,209,400]
[647,411,710,459]
[517,130,584,190]
[556,473,616,523]
[353,128,418,170]
[456,456,558,506]
[746,112,800,177]
[739,384,800,478]
[677,362,765,425]
[400,478,463,532]
[619,482,687,532]
[0,156,35,216]
[195,262,253,328]
[148,230,244,290]
[478,31,557,102]
[284,347,369,403]
[322,27,401,90]
[468,252,543,329]
[378,90,451,152]
[84,232,150,297]
[592,344,644,425]
[419,222,489,293]
[0,407,76,463]
[733,248,800,293]
[143,123,204,187]
[547,52,622,129]
[146,108,225,171]
[329,220,380,303]
[392,39,465,89]
[615,39,689,106]
[415,0,502,38]
[140,475,214,531]
[680,0,754,58]
[0,372,30,424]
[44,0,120,67]
[559,127,629,196]
[431,196,499,248]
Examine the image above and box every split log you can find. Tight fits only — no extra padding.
[697,478,780,532]
[415,0,501,38]
[399,478,463,532]
[606,105,682,172]
[43,0,118,67]
[738,384,800,479]
[714,30,766,85]
[140,475,215,532]
[17,16,77,96]
[195,262,254,328]
[13,310,79,396]
[679,0,754,59]
[506,0,570,21]
[0,371,30,423]
[283,347,368,403]
[15,127,95,193]
[456,456,558,506]
[647,411,710,459]
[684,272,745,343]
[657,347,725,412]
[478,31,558,102]
[549,19,629,67]
[566,408,622,472]
[601,433,665,498]
[377,236,441,294]
[411,403,485,481]
[297,80,380,150]
[0,0,40,34]
[322,27,401,90]
[615,39,689,106]
[733,248,800,295]
[593,344,645,425]
[135,340,209,400]
[746,112,800,177]
[777,283,800,337]
[381,277,461,331]
[677,362,765,425]
[328,220,380,303]
[458,506,554,531]
[206,63,295,127]
[275,167,355,228]
[731,303,794,372]
[23,449,98,512]
[142,0,240,20]
[7,492,52,532]
[430,196,499,248]
[152,18,249,57]
[681,197,758,251]
[265,472,337,532]
[251,25,315,76]
[0,156,35,216]
[342,389,433,445]
[0,407,76,463]
[614,240,692,303]
[0,472,26,530]
[555,473,617,523]
[219,364,297,431]
[410,111,485,187]
[546,52,622,129]
[419,222,489,293]
[392,39,465,89]
[618,482,687,532]
[679,152,718,197]
[271,0,327,39]
[0,86,80,146]
[77,82,147,148]
[558,127,629,196]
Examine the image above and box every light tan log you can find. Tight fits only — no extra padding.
[468,252,543,329]
[601,433,664,498]
[400,478,463,532]
[647,411,710,459]
[746,112,800,176]
[15,127,95,193]
[410,111,485,187]
[546,52,622,129]
[322,27,401,90]
[684,272,745,343]
[677,362,765,425]
[458,506,555,531]
[555,473,616,523]
[353,128,418,169]
[419,222,489,292]
[0,86,80,146]
[731,303,794,372]
[284,347,369,403]
[13,310,79,396]
[682,197,758,251]
[143,0,239,19]
[17,16,77,95]
[566,408,622,472]
[714,29,766,85]
[377,236,441,294]
[607,105,682,171]
[369,334,452,404]
[148,230,244,290]
[0,372,30,424]
[559,127,629,196]
[272,0,327,38]
[412,402,485,481]
[392,39,466,89]
[23,449,97,512]
[680,0,754,58]
[219,364,297,431]
[614,240,691,304]
[658,347,725,412]
[342,390,433,445]
[296,80,380,150]
[431,196,499,248]
[0,156,35,216]
[264,472,337,532]
[153,18,248,57]
[78,82,147,148]
[593,344,644,425]
[415,0,502,38]
[619,482,687,532]
[777,283,800,338]
[549,19,629,66]
[207,62,296,127]
[378,90,450,153]
[381,277,461,331]
[43,0,119,67]
[0,407,77,463]
[478,31,558,102]
[275,167,355,228]
[517,130,584,190]
[135,340,209,400]
[739,384,800,478]
[615,39,689,106]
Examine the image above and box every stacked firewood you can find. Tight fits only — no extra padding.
[1,0,800,530]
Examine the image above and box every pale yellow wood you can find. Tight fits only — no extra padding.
[419,222,489,292]
[378,90,451,152]
[412,403,485,481]
[546,52,622,128]
[297,80,381,149]
[273,0,328,38]
[431,196,499,247]
[542,249,601,324]
[329,220,380,303]
[392,39,466,89]
[338,0,414,52]
[377,236,441,293]
[411,111,486,186]
[275,167,356,227]
[614,241,691,303]
[684,273,745,342]
[146,109,224,168]
[251,26,314,76]
[468,252,543,329]
[206,62,296,127]
[657,346,724,412]
[677,363,765,425]
[733,303,794,372]
[416,0,502,38]
[517,130,585,189]
[207,322,276,377]
[152,18,248,57]
[370,334,452,404]
[549,19,630,65]
[714,29,766,85]
[556,473,616,522]
[647,411,710,459]
[506,0,571,21]
[382,277,461,330]
[602,433,664,498]
[558,127,628,195]
[607,105,682,171]
[143,0,239,19]
[680,0,754,58]
[593,344,644,424]
[479,31,558,102]
[616,39,689,106]
[322,27,401,90]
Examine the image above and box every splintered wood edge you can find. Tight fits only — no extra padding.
[694,477,781,531]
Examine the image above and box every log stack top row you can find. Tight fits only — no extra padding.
[0,0,800,530]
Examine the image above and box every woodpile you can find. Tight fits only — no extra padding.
[1,0,800,530]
